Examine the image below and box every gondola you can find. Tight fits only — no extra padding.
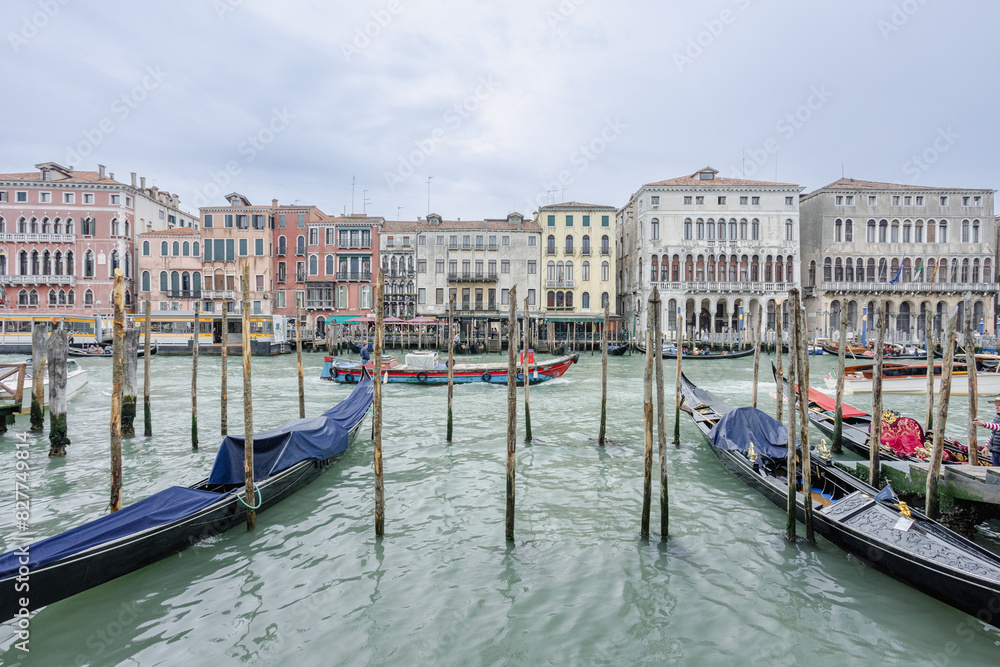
[635,343,755,360]
[679,374,1000,625]
[607,343,629,356]
[0,371,374,621]
[550,343,567,356]
[67,343,158,358]
[774,364,987,465]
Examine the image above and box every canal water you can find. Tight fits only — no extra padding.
[0,348,999,665]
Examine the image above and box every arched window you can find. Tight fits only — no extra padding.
[296,235,305,254]
[696,219,704,240]
[739,219,748,240]
[961,258,969,283]
[29,289,38,306]
[547,260,556,281]
[601,292,610,308]
[915,219,923,243]
[785,219,793,241]
[65,217,74,235]
[42,251,51,275]
[683,218,692,240]
[58,289,67,306]
[878,258,888,281]
[565,235,574,254]
[823,257,832,282]
[729,219,737,240]
[878,219,888,242]
[18,251,27,275]
[650,256,658,282]
[48,290,57,306]
[834,257,843,281]
[844,219,853,242]
[182,241,189,257]
[582,292,590,310]
[17,217,26,233]
[326,255,335,275]
[30,218,39,233]
[172,241,180,256]
[601,235,610,254]
[973,219,981,243]
[111,218,120,236]
[192,272,202,295]
[903,220,912,243]
[961,220,970,243]
[866,220,876,243]
[181,271,190,293]
[939,219,949,243]
[159,271,168,292]
[601,261,610,282]
[582,235,591,254]
[84,289,94,307]
[171,271,180,294]
[124,251,131,278]
[161,241,168,256]
[31,250,39,275]
[751,219,760,240]
[866,258,876,281]
[18,289,28,306]
[650,218,659,240]
[42,217,51,234]
[141,270,150,292]
[309,255,318,275]
[110,250,120,275]
[547,291,555,308]
[835,219,842,242]
[65,251,73,276]
[67,290,75,305]
[547,235,556,254]
[142,241,150,256]
[278,236,286,255]
[582,261,591,282]
[973,259,981,283]
[890,219,899,243]
[565,291,573,308]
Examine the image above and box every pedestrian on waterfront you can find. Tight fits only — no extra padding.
[972,396,1000,466]
[360,344,371,364]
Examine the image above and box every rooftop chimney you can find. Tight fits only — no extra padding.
[140,176,146,189]
[98,164,105,179]
[272,198,278,209]
[130,172,136,187]
[109,172,114,181]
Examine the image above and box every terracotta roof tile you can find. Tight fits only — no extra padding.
[815,178,990,193]
[0,170,122,185]
[138,227,201,237]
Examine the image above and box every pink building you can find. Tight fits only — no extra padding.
[271,202,331,327]
[1,161,198,317]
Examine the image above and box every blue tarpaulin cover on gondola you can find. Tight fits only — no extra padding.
[208,373,373,485]
[0,486,222,578]
[709,406,789,460]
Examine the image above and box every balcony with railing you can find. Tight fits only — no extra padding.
[649,280,795,294]
[0,275,76,286]
[339,241,371,249]
[202,289,238,300]
[448,271,498,282]
[0,233,76,243]
[819,280,1000,294]
[295,271,306,283]
[276,272,286,284]
[336,271,372,282]
[546,247,557,255]
[448,242,459,250]
[601,247,611,255]
[545,279,575,288]
[166,289,203,299]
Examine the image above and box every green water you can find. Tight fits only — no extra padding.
[0,350,999,666]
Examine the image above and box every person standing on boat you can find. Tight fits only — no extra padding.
[973,396,1000,465]
[360,344,370,364]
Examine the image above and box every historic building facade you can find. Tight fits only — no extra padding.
[199,193,274,317]
[1,161,195,315]
[413,213,541,324]
[534,202,616,314]
[137,227,204,313]
[800,178,997,339]
[617,167,803,339]
[378,221,417,319]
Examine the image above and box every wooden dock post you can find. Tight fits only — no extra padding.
[547,321,555,354]
[641,293,654,539]
[652,289,668,539]
[221,302,228,436]
[30,325,46,431]
[673,309,683,445]
[925,324,936,431]
[447,295,455,442]
[191,304,199,449]
[296,304,305,419]
[240,263,256,530]
[751,309,761,408]
[122,329,138,437]
[793,290,814,543]
[784,297,798,543]
[869,301,886,487]
[832,313,849,454]
[965,300,980,467]
[47,330,70,457]
[926,308,958,520]
[523,296,532,443]
[599,301,609,446]
[505,285,518,542]
[374,269,385,537]
[775,299,784,424]
[110,268,125,513]
[143,294,152,437]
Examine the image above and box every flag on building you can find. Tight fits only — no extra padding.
[913,258,923,281]
[889,255,906,284]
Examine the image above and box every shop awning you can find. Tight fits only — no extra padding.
[543,314,621,322]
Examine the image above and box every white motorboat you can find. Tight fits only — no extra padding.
[21,359,89,411]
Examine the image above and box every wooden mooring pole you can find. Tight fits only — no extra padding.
[598,301,609,446]
[505,285,518,542]
[374,269,385,537]
[775,299,784,424]
[447,295,455,442]
[523,296,532,442]
[143,294,152,437]
[925,324,936,432]
[784,297,798,543]
[793,290,814,543]
[751,308,761,408]
[110,268,125,513]
[673,309,683,445]
[191,304,199,449]
[965,300,980,467]
[122,329,138,437]
[653,289,668,539]
[832,313,848,454]
[927,308,958,520]
[869,301,886,487]
[30,325,46,431]
[241,263,256,530]
[221,302,228,436]
[641,293,654,539]
[47,330,70,457]
[296,303,305,419]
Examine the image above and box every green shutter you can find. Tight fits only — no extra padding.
[547,215,555,227]
[205,240,213,261]
[566,215,573,226]
[582,215,590,227]
[601,215,610,227]
[226,239,235,261]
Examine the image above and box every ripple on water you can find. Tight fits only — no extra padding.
[2,352,1000,664]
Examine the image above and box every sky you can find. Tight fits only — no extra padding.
[2,0,997,221]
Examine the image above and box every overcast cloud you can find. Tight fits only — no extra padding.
[2,0,995,218]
